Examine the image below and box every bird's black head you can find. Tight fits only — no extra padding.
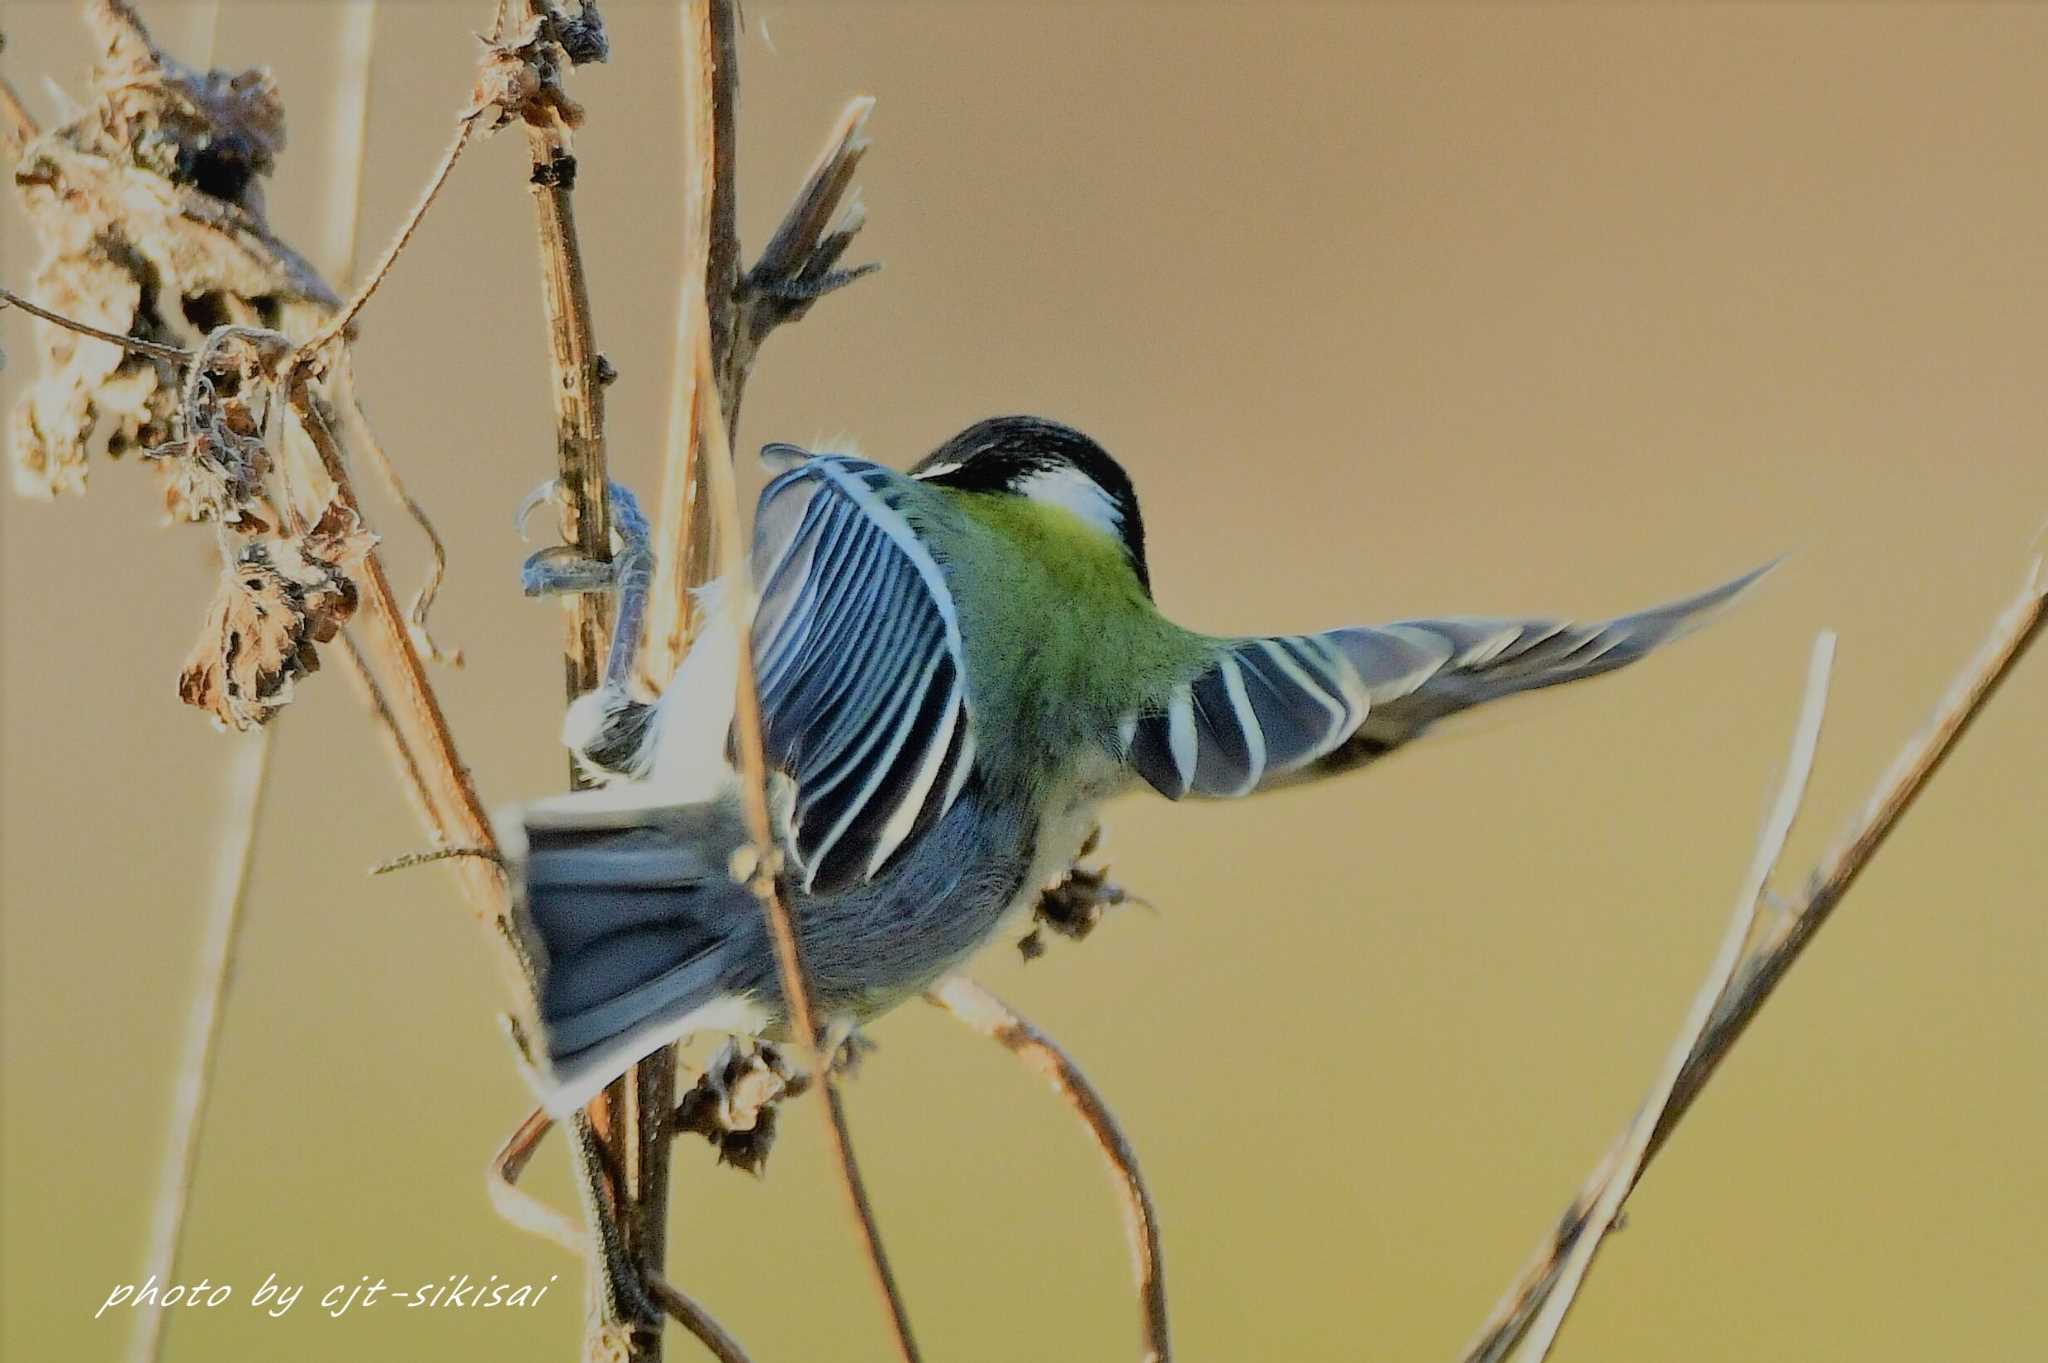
[909,416,1152,595]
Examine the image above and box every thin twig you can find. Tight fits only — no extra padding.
[489,1106,590,1257]
[283,379,513,937]
[647,0,735,682]
[929,977,1169,1363]
[334,631,442,837]
[294,111,481,364]
[693,312,923,1363]
[338,391,464,667]
[127,729,273,1363]
[0,284,193,364]
[1517,633,1835,1362]
[646,1273,757,1363]
[1463,560,2048,1363]
[502,4,669,1346]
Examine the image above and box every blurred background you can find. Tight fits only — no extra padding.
[4,4,2045,1360]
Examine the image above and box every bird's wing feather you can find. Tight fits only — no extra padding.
[750,456,976,893]
[1127,563,1771,798]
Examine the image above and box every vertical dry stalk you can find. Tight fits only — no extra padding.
[500,4,671,1353]
[0,72,34,160]
[1463,561,2047,1363]
[316,1,377,284]
[1513,633,1835,1362]
[690,307,925,1363]
[647,0,736,682]
[929,977,1170,1363]
[648,3,918,1358]
[126,729,272,1363]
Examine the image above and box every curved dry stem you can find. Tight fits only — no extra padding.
[294,111,480,364]
[646,1274,756,1363]
[1507,632,1835,1362]
[1463,559,2048,1363]
[929,976,1169,1363]
[338,391,464,666]
[127,728,273,1363]
[489,1105,590,1259]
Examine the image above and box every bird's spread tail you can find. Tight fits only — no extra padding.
[1128,562,1773,798]
[500,789,764,1116]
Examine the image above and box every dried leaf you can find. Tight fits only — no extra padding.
[8,0,336,499]
[177,501,377,730]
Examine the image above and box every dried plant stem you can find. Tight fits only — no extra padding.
[692,321,923,1363]
[316,1,379,283]
[0,284,192,363]
[1520,633,1834,1363]
[929,977,1169,1363]
[337,390,463,666]
[0,69,35,160]
[498,8,679,1352]
[1463,560,2048,1363]
[125,728,272,1363]
[647,0,733,680]
[334,630,440,837]
[295,111,480,363]
[283,382,514,946]
[645,1275,755,1363]
[651,1,874,678]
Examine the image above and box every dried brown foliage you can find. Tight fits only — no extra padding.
[9,0,333,502]
[177,500,378,731]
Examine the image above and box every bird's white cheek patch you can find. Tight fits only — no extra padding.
[1014,465,1124,539]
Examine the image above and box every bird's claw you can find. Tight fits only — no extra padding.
[521,545,619,598]
[516,480,653,598]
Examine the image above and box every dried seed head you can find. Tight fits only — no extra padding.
[177,501,378,730]
[674,1040,810,1177]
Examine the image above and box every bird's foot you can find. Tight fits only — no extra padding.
[1019,845,1148,961]
[516,478,652,598]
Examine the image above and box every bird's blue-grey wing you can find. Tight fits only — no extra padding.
[1127,563,1770,798]
[750,456,975,893]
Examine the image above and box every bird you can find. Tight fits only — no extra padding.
[505,415,1768,1114]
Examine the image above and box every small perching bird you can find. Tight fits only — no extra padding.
[506,416,1768,1113]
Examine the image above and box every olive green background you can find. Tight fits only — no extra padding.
[4,4,2044,1360]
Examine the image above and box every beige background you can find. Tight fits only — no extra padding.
[4,4,2045,1361]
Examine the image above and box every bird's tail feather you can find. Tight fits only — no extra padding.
[501,791,764,1116]
[1128,563,1773,799]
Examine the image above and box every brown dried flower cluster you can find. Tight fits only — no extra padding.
[473,8,602,136]
[673,1040,812,1176]
[8,0,334,506]
[177,500,378,731]
[5,1,385,730]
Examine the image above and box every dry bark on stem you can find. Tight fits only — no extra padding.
[495,5,679,1353]
[1463,560,2048,1363]
[929,977,1170,1363]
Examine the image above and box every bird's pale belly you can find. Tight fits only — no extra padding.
[792,757,1125,1024]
